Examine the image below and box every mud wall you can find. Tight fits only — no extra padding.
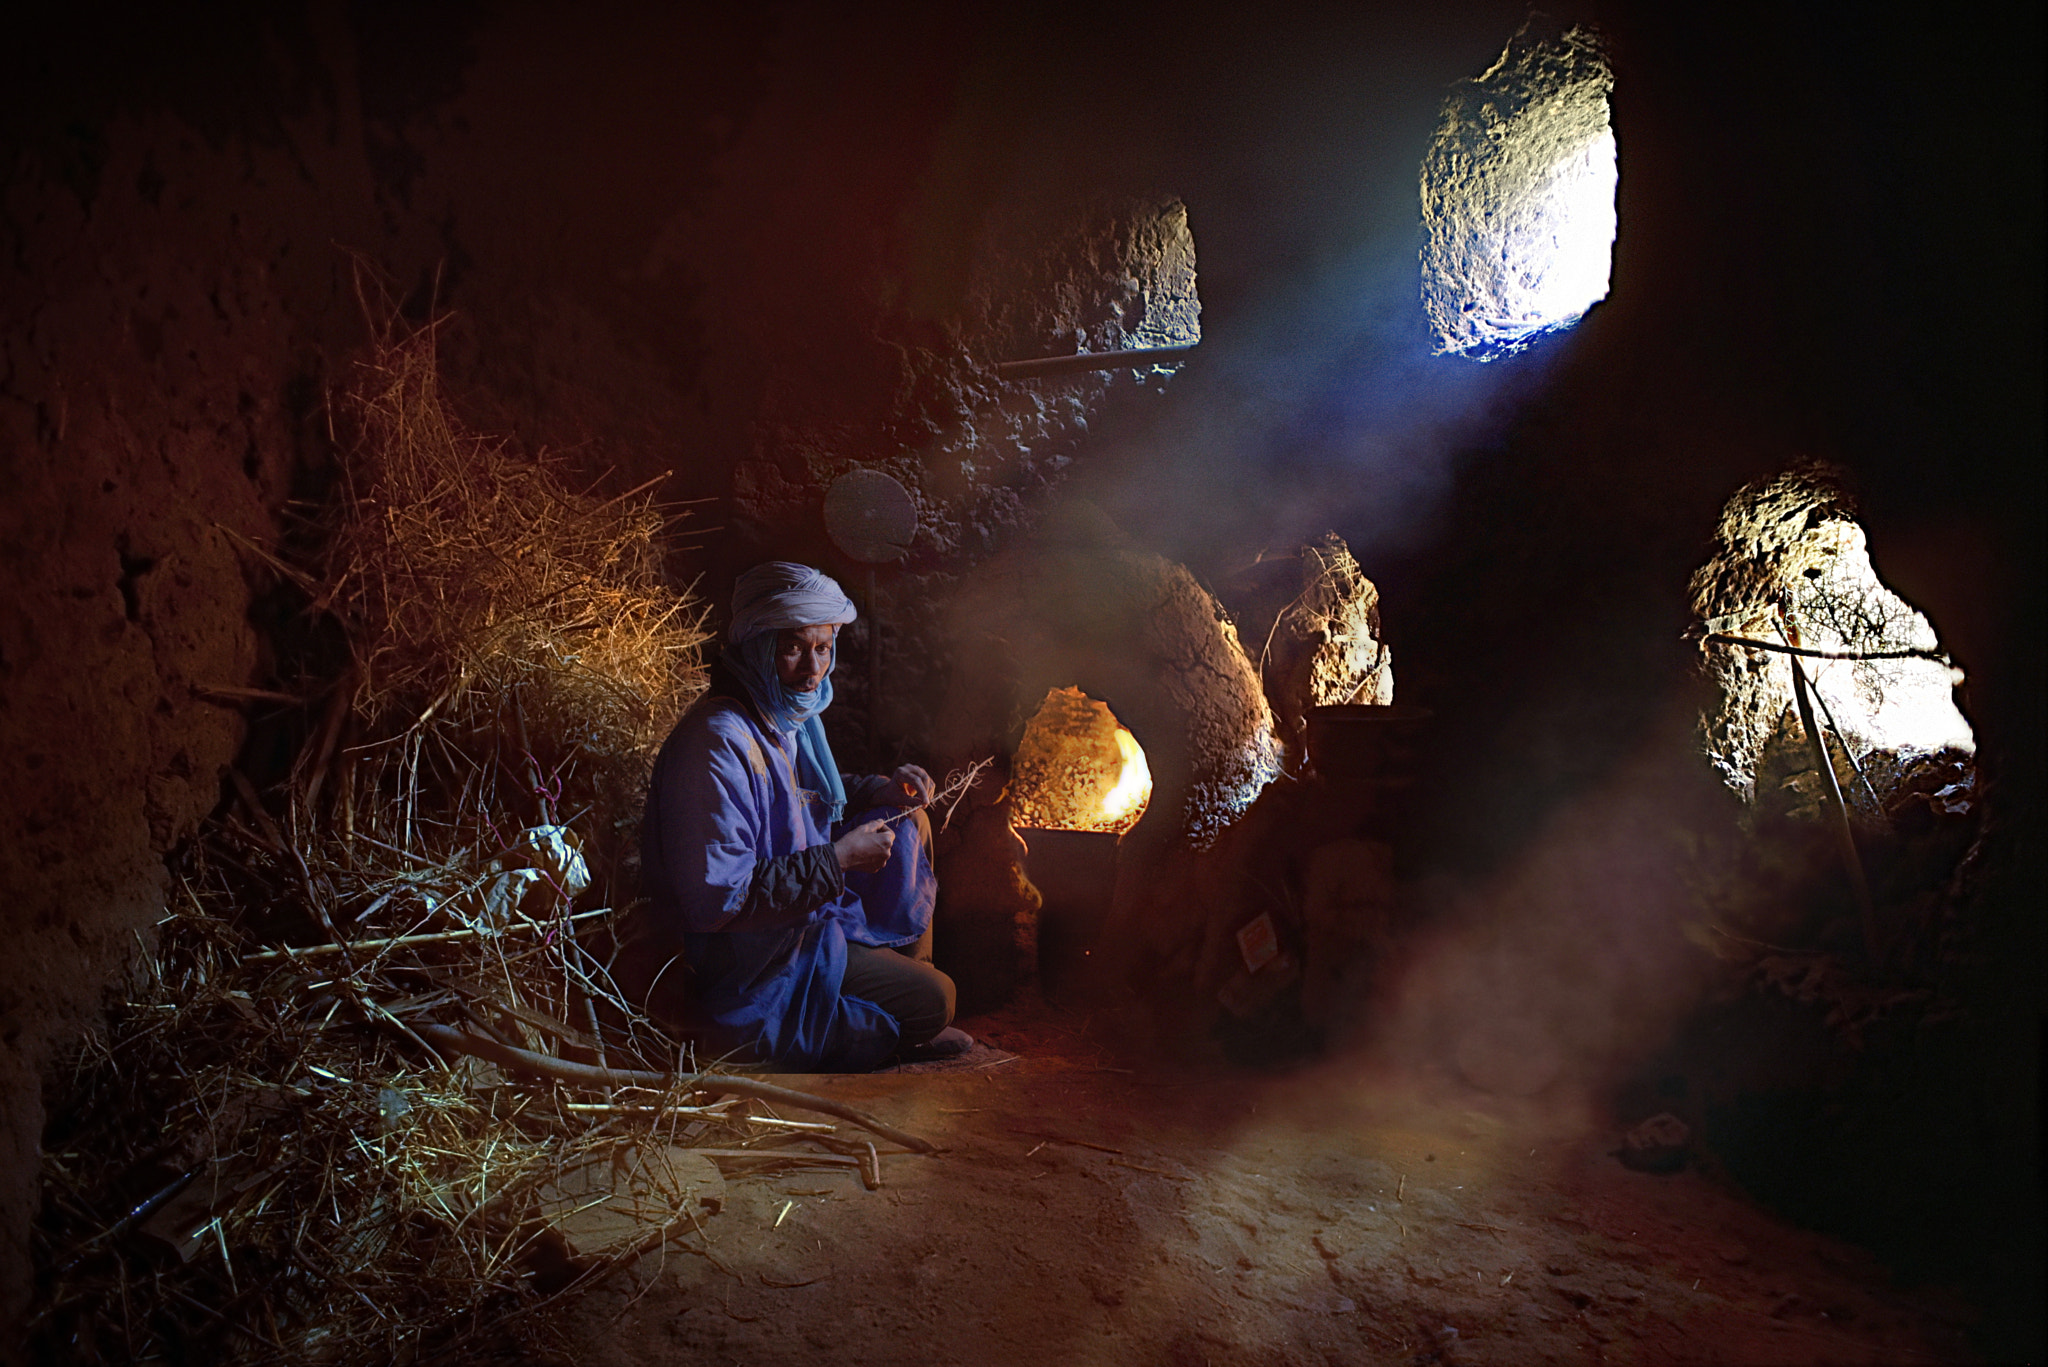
[0,8,382,1331]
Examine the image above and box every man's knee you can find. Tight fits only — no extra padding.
[896,960,956,1046]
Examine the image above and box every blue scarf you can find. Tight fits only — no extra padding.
[723,631,848,826]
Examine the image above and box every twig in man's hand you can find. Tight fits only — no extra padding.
[878,756,993,834]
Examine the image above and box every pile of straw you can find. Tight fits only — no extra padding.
[32,858,921,1364]
[33,881,658,1364]
[324,304,712,835]
[31,301,931,1363]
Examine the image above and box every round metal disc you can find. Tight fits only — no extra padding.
[823,469,917,563]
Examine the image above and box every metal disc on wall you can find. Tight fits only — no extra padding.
[823,469,916,563]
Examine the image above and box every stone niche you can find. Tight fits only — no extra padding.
[1690,463,1975,818]
[1217,532,1395,759]
[727,194,1202,575]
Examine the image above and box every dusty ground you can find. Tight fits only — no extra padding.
[553,1005,1979,1367]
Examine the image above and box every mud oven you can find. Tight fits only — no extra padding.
[922,514,1417,1057]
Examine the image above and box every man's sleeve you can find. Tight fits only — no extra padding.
[731,844,844,930]
[651,717,846,936]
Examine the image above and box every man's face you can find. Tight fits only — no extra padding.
[775,624,837,693]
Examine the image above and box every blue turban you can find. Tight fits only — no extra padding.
[722,563,858,824]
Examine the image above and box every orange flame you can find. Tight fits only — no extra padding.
[1099,725,1151,828]
[1010,689,1154,834]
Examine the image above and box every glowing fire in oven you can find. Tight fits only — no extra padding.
[1098,725,1152,825]
[1010,687,1154,836]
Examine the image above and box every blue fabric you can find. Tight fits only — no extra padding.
[841,806,936,949]
[722,632,849,826]
[639,697,936,1070]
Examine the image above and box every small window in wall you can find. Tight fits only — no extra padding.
[1420,18,1617,359]
[1009,687,1153,836]
[1692,468,1975,815]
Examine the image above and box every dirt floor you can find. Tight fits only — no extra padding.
[552,1000,1981,1367]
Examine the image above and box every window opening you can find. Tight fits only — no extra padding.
[1420,17,1617,359]
[1692,469,1975,817]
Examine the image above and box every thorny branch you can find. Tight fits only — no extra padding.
[878,756,994,835]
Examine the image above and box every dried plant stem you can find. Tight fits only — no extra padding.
[411,1024,937,1153]
[878,756,993,834]
[688,1150,862,1168]
[1701,632,1947,663]
[561,1104,829,1134]
[247,909,613,962]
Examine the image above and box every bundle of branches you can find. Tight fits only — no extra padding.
[33,880,632,1364]
[321,298,711,846]
[31,857,930,1365]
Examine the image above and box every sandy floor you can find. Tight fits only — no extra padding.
[549,1005,1979,1367]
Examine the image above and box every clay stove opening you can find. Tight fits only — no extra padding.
[1006,687,1154,1000]
[927,512,1282,1008]
[1009,687,1153,837]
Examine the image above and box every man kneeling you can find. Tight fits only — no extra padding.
[617,562,970,1071]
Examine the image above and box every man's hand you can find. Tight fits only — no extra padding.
[834,819,895,872]
[885,764,934,808]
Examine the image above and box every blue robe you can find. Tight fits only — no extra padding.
[637,693,936,1070]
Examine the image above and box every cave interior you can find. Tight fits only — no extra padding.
[2,2,2041,1363]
